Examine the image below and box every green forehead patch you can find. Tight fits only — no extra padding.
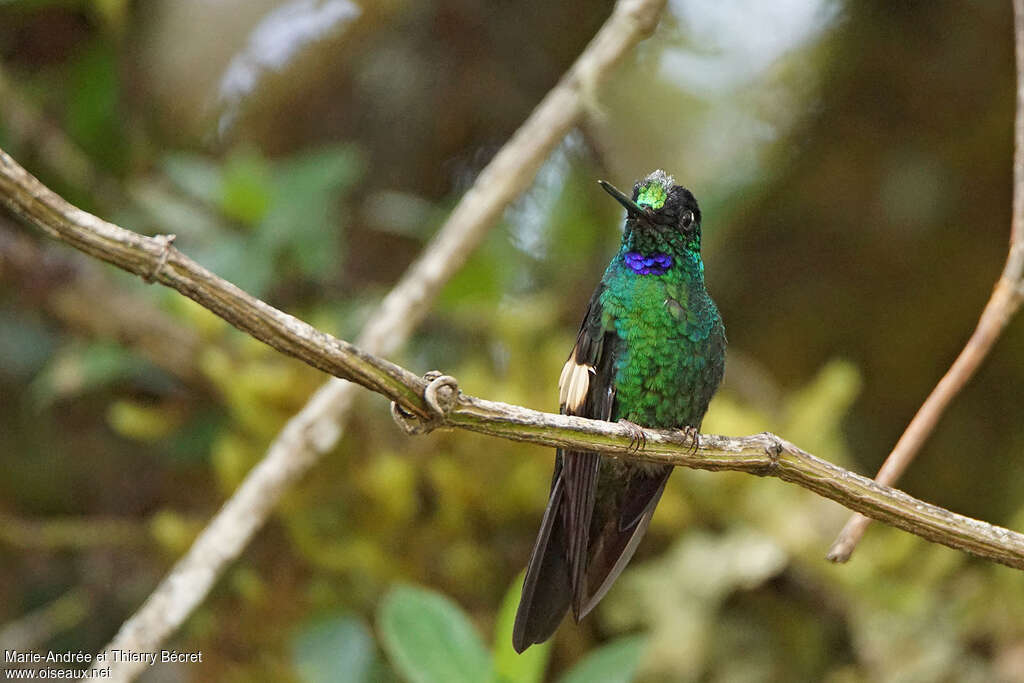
[636,182,668,209]
[635,169,674,209]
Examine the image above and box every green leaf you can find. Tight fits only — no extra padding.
[161,153,224,207]
[200,234,276,297]
[66,39,125,173]
[378,584,491,683]
[438,230,512,311]
[491,573,551,683]
[291,614,376,683]
[220,147,273,225]
[557,635,647,683]
[29,342,152,407]
[273,145,362,198]
[258,144,361,278]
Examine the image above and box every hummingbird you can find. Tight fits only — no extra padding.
[512,170,726,652]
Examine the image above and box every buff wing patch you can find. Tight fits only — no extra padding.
[559,357,595,414]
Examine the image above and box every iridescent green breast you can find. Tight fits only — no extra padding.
[599,255,725,428]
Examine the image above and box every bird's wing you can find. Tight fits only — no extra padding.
[513,284,618,651]
[556,285,619,616]
[563,298,672,622]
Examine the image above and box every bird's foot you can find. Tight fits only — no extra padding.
[618,419,647,453]
[680,425,700,454]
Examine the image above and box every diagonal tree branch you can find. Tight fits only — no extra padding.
[5,136,1024,572]
[0,1,672,680]
[825,0,1024,563]
[7,76,1024,581]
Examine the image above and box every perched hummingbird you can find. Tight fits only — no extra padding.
[512,170,726,652]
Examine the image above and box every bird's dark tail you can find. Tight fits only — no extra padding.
[512,476,571,653]
[575,466,670,619]
[513,462,673,652]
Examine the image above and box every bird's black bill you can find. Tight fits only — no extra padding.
[598,180,646,218]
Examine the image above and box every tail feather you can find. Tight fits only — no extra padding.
[562,451,600,616]
[513,476,571,653]
[513,463,673,651]
[578,467,670,619]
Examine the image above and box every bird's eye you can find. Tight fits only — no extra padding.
[680,210,694,230]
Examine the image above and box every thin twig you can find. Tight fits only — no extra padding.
[5,52,1024,577]
[0,1,673,679]
[826,1,1024,563]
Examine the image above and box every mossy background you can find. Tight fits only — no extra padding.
[1,1,1023,681]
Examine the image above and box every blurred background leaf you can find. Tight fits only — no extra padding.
[378,584,491,683]
[492,573,552,683]
[556,635,647,683]
[291,613,377,683]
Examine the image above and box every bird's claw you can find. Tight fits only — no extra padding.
[618,419,647,453]
[681,425,700,454]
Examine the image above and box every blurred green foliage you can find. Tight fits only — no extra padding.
[290,613,377,683]
[151,144,362,296]
[2,1,1024,682]
[65,39,125,173]
[378,584,492,683]
[368,581,642,683]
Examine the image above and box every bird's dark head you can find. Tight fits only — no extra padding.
[599,170,702,259]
